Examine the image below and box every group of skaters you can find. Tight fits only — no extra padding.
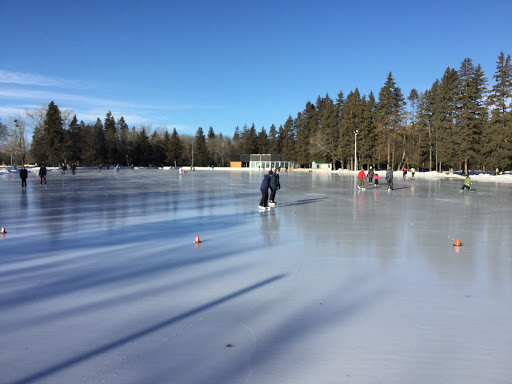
[259,168,281,210]
[358,166,416,191]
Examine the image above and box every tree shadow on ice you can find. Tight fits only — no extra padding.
[0,221,260,310]
[191,272,388,384]
[7,274,287,384]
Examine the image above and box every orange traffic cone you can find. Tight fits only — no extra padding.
[194,236,201,244]
[1,227,6,234]
[454,239,461,247]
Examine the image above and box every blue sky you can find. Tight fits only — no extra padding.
[1,0,511,137]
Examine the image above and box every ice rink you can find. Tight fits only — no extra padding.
[1,168,511,384]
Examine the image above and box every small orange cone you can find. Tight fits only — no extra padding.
[194,236,201,244]
[454,239,461,247]
[1,227,6,234]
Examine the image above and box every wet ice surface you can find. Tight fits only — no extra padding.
[1,168,511,384]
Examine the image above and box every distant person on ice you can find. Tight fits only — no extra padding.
[367,166,374,183]
[259,171,271,210]
[357,168,367,189]
[374,172,380,186]
[461,175,472,191]
[39,164,47,187]
[386,167,394,190]
[20,166,28,188]
[402,167,407,180]
[269,168,281,205]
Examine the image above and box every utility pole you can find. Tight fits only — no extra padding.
[354,129,358,170]
[13,119,18,170]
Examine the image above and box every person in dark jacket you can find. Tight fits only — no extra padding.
[259,172,271,209]
[269,168,281,205]
[367,166,374,183]
[386,167,393,190]
[20,166,28,188]
[39,164,47,187]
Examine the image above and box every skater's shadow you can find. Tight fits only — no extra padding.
[274,197,326,207]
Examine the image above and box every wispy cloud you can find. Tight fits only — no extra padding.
[0,69,85,88]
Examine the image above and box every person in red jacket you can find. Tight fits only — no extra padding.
[357,169,367,190]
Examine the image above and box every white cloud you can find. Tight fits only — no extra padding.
[0,70,75,87]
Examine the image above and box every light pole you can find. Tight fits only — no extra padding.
[354,129,358,171]
[13,119,18,170]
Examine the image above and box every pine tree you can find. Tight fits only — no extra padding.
[434,68,459,170]
[359,92,377,168]
[92,118,106,166]
[456,58,488,173]
[43,101,65,166]
[134,127,151,166]
[167,128,182,166]
[484,51,512,170]
[150,131,165,166]
[67,115,82,164]
[104,111,119,166]
[257,126,268,153]
[377,72,406,169]
[267,124,279,153]
[117,117,132,166]
[280,116,296,161]
[194,127,209,166]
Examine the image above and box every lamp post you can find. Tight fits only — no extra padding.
[354,129,358,171]
[13,119,18,170]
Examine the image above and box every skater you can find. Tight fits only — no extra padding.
[71,163,76,175]
[269,168,281,205]
[20,166,28,188]
[39,163,47,187]
[411,167,416,180]
[386,167,394,190]
[259,171,271,210]
[357,168,367,190]
[461,175,472,191]
[374,173,380,186]
[402,166,407,180]
[367,166,374,183]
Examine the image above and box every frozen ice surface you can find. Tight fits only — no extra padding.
[1,168,512,384]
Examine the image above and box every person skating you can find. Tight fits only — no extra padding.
[411,167,416,180]
[402,167,407,180]
[374,173,380,187]
[358,168,367,190]
[39,164,47,188]
[20,166,28,189]
[269,168,281,206]
[259,171,271,210]
[461,175,472,191]
[367,166,374,183]
[386,167,394,190]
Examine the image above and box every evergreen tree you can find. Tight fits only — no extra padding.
[167,128,183,166]
[257,126,268,153]
[358,92,377,168]
[134,127,151,166]
[295,102,315,166]
[150,131,166,166]
[456,58,488,173]
[30,124,46,164]
[194,127,209,166]
[117,117,132,166]
[376,72,406,168]
[92,118,106,166]
[67,115,82,164]
[104,111,119,166]
[407,89,420,166]
[434,67,459,170]
[280,116,296,161]
[484,51,512,170]
[232,126,242,154]
[267,124,279,153]
[207,126,216,165]
[43,101,65,166]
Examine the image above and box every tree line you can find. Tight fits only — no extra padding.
[1,51,511,171]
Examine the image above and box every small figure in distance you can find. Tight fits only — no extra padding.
[20,165,28,189]
[357,168,367,190]
[367,166,374,184]
[39,163,47,188]
[461,174,472,191]
[386,167,394,191]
